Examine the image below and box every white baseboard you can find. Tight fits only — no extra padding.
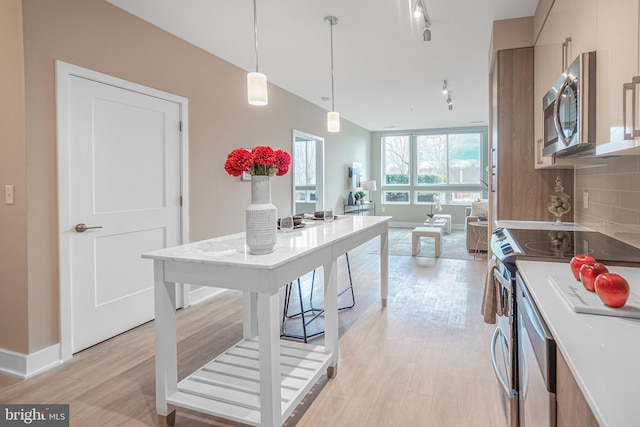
[187,286,225,307]
[0,344,62,379]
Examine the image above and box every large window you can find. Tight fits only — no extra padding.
[381,129,486,205]
[383,135,410,184]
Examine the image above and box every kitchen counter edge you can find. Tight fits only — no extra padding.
[516,260,640,427]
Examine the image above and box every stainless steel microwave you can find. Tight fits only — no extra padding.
[542,51,596,157]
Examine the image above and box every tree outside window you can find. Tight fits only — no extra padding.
[380,128,486,205]
[416,133,481,185]
[294,138,316,186]
[417,134,447,184]
[383,135,410,185]
[447,133,481,185]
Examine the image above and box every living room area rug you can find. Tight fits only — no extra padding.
[369,227,487,261]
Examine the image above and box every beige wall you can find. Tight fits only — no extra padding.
[488,16,534,70]
[2,0,370,355]
[0,0,29,353]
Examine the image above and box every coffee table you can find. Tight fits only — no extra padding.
[424,218,448,234]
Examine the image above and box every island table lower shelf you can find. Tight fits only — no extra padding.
[166,338,331,426]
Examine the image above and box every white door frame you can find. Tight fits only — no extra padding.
[56,61,190,361]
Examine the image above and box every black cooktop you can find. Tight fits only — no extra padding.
[494,228,640,266]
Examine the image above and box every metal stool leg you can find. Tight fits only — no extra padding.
[338,252,356,310]
[310,252,355,312]
[281,253,356,342]
[281,272,324,342]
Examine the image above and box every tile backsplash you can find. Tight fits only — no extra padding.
[574,156,640,247]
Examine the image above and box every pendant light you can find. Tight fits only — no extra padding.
[247,0,267,106]
[324,16,340,132]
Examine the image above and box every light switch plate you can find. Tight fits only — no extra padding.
[5,185,14,205]
[583,191,588,209]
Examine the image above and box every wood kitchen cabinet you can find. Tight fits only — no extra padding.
[536,0,596,72]
[595,0,639,147]
[490,47,574,221]
[532,0,596,169]
[533,39,563,169]
[556,348,600,427]
[533,21,559,169]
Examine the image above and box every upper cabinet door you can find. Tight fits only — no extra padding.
[595,0,639,146]
[569,0,597,62]
[534,42,560,168]
[533,0,595,169]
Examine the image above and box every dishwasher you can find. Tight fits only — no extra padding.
[516,272,556,427]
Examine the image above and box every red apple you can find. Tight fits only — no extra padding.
[594,273,630,308]
[579,262,609,292]
[570,254,596,281]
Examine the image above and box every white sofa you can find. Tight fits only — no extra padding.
[465,200,489,252]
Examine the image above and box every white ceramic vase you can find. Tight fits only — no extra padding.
[246,175,277,255]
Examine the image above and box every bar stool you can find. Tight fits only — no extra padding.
[281,253,355,343]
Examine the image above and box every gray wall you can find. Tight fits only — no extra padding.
[574,156,640,247]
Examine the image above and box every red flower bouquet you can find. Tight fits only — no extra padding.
[224,146,291,177]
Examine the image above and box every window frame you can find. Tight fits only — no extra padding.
[380,127,487,206]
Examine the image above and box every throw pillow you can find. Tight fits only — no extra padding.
[471,201,488,218]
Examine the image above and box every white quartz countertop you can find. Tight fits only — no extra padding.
[142,215,391,269]
[516,260,640,427]
[495,220,592,231]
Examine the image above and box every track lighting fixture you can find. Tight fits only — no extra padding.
[443,80,453,110]
[325,16,340,133]
[414,0,431,42]
[247,0,267,106]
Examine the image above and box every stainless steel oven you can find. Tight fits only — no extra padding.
[490,224,640,427]
[516,272,556,427]
[490,258,518,427]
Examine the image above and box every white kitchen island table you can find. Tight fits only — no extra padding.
[142,215,391,426]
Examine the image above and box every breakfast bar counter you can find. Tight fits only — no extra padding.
[142,215,390,426]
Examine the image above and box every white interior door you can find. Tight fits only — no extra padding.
[66,73,182,354]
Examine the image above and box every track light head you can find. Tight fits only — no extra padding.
[442,80,448,95]
[423,27,431,42]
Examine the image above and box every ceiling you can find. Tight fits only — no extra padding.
[106,0,537,132]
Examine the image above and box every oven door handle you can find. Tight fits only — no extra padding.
[493,268,512,291]
[491,327,517,399]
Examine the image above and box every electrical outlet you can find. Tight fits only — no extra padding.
[583,190,589,209]
[381,207,385,213]
[5,185,14,205]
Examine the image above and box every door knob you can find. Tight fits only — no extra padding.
[75,223,103,233]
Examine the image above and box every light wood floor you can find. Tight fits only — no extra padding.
[0,231,506,427]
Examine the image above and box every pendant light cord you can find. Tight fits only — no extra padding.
[253,0,259,73]
[325,16,338,112]
[330,19,334,112]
